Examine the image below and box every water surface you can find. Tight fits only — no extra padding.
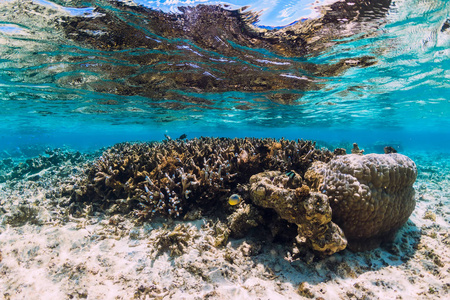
[0,0,449,152]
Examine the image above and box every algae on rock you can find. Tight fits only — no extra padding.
[249,171,347,255]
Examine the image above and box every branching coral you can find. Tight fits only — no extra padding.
[71,137,332,220]
[72,138,418,254]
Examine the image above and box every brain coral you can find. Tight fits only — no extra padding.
[305,153,417,251]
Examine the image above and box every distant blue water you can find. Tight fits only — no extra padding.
[0,0,449,154]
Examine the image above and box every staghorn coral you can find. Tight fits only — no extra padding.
[305,153,417,251]
[72,138,417,254]
[249,171,347,255]
[71,137,332,220]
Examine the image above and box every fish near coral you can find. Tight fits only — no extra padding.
[71,137,334,220]
[228,194,242,206]
[285,170,296,179]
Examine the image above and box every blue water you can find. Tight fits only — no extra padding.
[0,0,449,153]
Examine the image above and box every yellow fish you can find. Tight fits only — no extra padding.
[228,194,242,206]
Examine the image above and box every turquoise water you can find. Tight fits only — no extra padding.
[0,0,449,153]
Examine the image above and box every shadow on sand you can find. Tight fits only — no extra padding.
[221,218,421,297]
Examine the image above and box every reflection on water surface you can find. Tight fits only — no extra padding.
[0,0,449,144]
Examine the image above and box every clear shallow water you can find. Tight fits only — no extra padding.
[0,0,449,153]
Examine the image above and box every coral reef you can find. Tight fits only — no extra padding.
[227,203,262,238]
[1,202,42,227]
[249,171,347,255]
[2,146,448,298]
[71,137,332,220]
[305,153,417,251]
[71,138,418,254]
[0,148,88,182]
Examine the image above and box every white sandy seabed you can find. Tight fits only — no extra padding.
[0,149,448,300]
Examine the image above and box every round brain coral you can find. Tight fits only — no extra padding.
[306,153,417,251]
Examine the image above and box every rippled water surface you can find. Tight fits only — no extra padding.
[0,0,449,151]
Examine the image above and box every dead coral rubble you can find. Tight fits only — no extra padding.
[149,223,200,257]
[0,149,88,182]
[71,137,331,220]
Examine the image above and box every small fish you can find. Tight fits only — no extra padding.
[285,170,296,179]
[178,134,187,140]
[228,194,242,206]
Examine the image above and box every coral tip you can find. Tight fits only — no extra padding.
[228,194,242,206]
